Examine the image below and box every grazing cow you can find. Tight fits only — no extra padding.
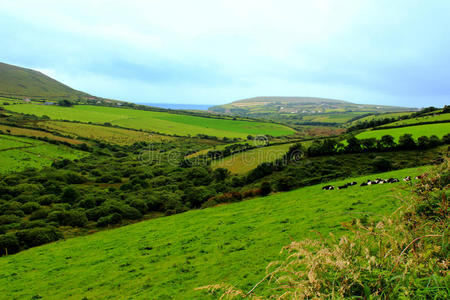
[387,178,399,183]
[360,182,368,186]
[322,185,334,190]
[403,176,411,182]
[349,181,357,186]
[337,184,348,190]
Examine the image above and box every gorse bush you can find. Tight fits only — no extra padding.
[200,159,449,299]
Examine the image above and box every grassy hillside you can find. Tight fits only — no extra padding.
[4,104,295,138]
[37,121,173,145]
[355,123,450,141]
[0,62,88,100]
[211,142,312,174]
[378,112,450,127]
[0,134,87,173]
[0,166,429,299]
[0,124,85,145]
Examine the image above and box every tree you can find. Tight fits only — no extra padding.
[417,136,430,149]
[379,135,396,150]
[61,187,81,204]
[213,168,230,181]
[361,138,377,151]
[345,136,361,153]
[58,99,73,107]
[276,176,296,191]
[260,181,272,196]
[398,134,416,149]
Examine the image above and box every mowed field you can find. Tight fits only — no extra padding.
[0,166,429,299]
[301,112,369,123]
[0,134,87,173]
[37,121,173,145]
[211,142,310,174]
[356,123,450,141]
[4,104,296,138]
[379,113,450,127]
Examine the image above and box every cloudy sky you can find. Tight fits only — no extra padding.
[1,0,449,107]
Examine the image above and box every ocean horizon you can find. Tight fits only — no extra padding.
[140,102,211,110]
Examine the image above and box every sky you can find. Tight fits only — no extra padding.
[1,0,449,107]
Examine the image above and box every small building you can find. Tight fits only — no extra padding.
[23,98,31,102]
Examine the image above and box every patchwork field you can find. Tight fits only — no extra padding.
[379,113,450,127]
[347,112,412,126]
[4,104,296,138]
[0,134,87,173]
[300,112,367,123]
[0,166,429,299]
[356,123,450,141]
[0,124,85,145]
[37,121,172,145]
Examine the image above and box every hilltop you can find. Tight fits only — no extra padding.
[0,62,91,101]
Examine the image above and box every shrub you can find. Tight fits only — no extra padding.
[61,210,88,227]
[61,187,81,203]
[97,213,122,227]
[0,214,21,225]
[372,157,392,172]
[260,181,272,196]
[29,208,50,221]
[21,202,41,214]
[15,227,62,249]
[276,176,296,191]
[37,194,58,205]
[0,233,20,256]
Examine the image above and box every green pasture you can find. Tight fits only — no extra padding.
[0,134,87,173]
[301,112,365,123]
[4,104,295,138]
[0,166,430,299]
[356,123,450,141]
[379,113,450,127]
[37,121,173,145]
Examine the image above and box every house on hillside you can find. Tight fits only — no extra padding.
[23,98,31,103]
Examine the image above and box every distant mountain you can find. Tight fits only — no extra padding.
[210,96,414,115]
[0,62,90,101]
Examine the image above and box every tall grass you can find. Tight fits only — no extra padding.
[201,159,449,299]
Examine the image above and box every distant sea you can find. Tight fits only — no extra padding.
[140,102,211,110]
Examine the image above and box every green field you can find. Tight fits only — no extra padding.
[347,112,412,126]
[4,104,296,138]
[356,123,450,141]
[379,113,450,127]
[211,142,313,174]
[0,134,87,173]
[0,166,429,299]
[37,121,173,145]
[0,124,85,145]
[301,112,366,123]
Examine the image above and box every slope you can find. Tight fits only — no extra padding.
[5,104,296,138]
[0,166,429,299]
[0,62,88,100]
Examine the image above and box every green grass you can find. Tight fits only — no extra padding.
[379,113,450,127]
[356,123,450,141]
[211,142,312,174]
[4,104,296,138]
[0,62,87,100]
[301,112,366,123]
[0,134,87,173]
[348,112,412,126]
[0,124,85,145]
[37,121,173,145]
[0,166,429,299]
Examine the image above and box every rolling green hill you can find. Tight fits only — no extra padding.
[0,62,89,101]
[4,104,296,138]
[0,166,429,299]
[355,123,450,141]
[0,134,87,173]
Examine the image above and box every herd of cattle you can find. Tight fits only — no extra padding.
[322,175,423,190]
